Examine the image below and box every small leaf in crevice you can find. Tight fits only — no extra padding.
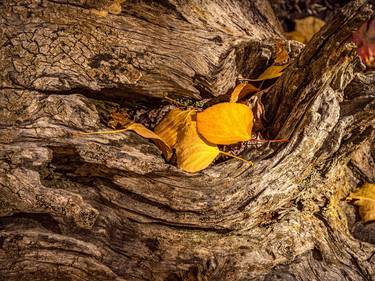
[248,64,289,82]
[229,83,258,103]
[246,41,290,82]
[154,109,195,150]
[347,183,375,223]
[196,102,253,145]
[175,115,220,173]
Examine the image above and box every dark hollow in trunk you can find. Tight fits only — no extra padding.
[0,0,374,280]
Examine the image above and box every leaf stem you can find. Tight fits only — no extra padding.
[74,127,131,136]
[163,95,187,107]
[219,151,254,166]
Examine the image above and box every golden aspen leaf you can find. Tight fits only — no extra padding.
[347,183,375,223]
[196,102,253,145]
[248,64,289,82]
[286,16,325,44]
[154,109,195,149]
[229,83,258,103]
[175,116,219,173]
[126,123,173,160]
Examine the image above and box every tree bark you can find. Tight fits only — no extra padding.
[0,0,374,281]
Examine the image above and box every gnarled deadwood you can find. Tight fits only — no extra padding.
[1,0,282,99]
[0,0,374,281]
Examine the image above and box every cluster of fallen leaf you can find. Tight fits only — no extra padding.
[155,99,256,173]
[80,16,322,170]
[81,86,259,173]
[79,42,290,173]
[79,14,375,223]
[81,15,374,174]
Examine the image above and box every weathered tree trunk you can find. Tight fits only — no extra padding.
[0,0,374,280]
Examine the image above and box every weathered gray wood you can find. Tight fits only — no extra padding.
[1,0,282,99]
[0,0,374,280]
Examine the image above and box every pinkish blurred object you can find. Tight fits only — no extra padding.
[352,19,375,68]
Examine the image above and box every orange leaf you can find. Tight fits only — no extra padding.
[196,102,253,145]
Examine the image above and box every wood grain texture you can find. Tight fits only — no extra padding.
[0,0,374,280]
[1,0,283,99]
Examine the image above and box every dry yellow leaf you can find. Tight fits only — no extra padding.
[245,41,289,82]
[286,16,325,44]
[196,102,253,145]
[347,183,375,223]
[249,64,289,82]
[229,83,258,103]
[175,116,219,173]
[154,109,195,149]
